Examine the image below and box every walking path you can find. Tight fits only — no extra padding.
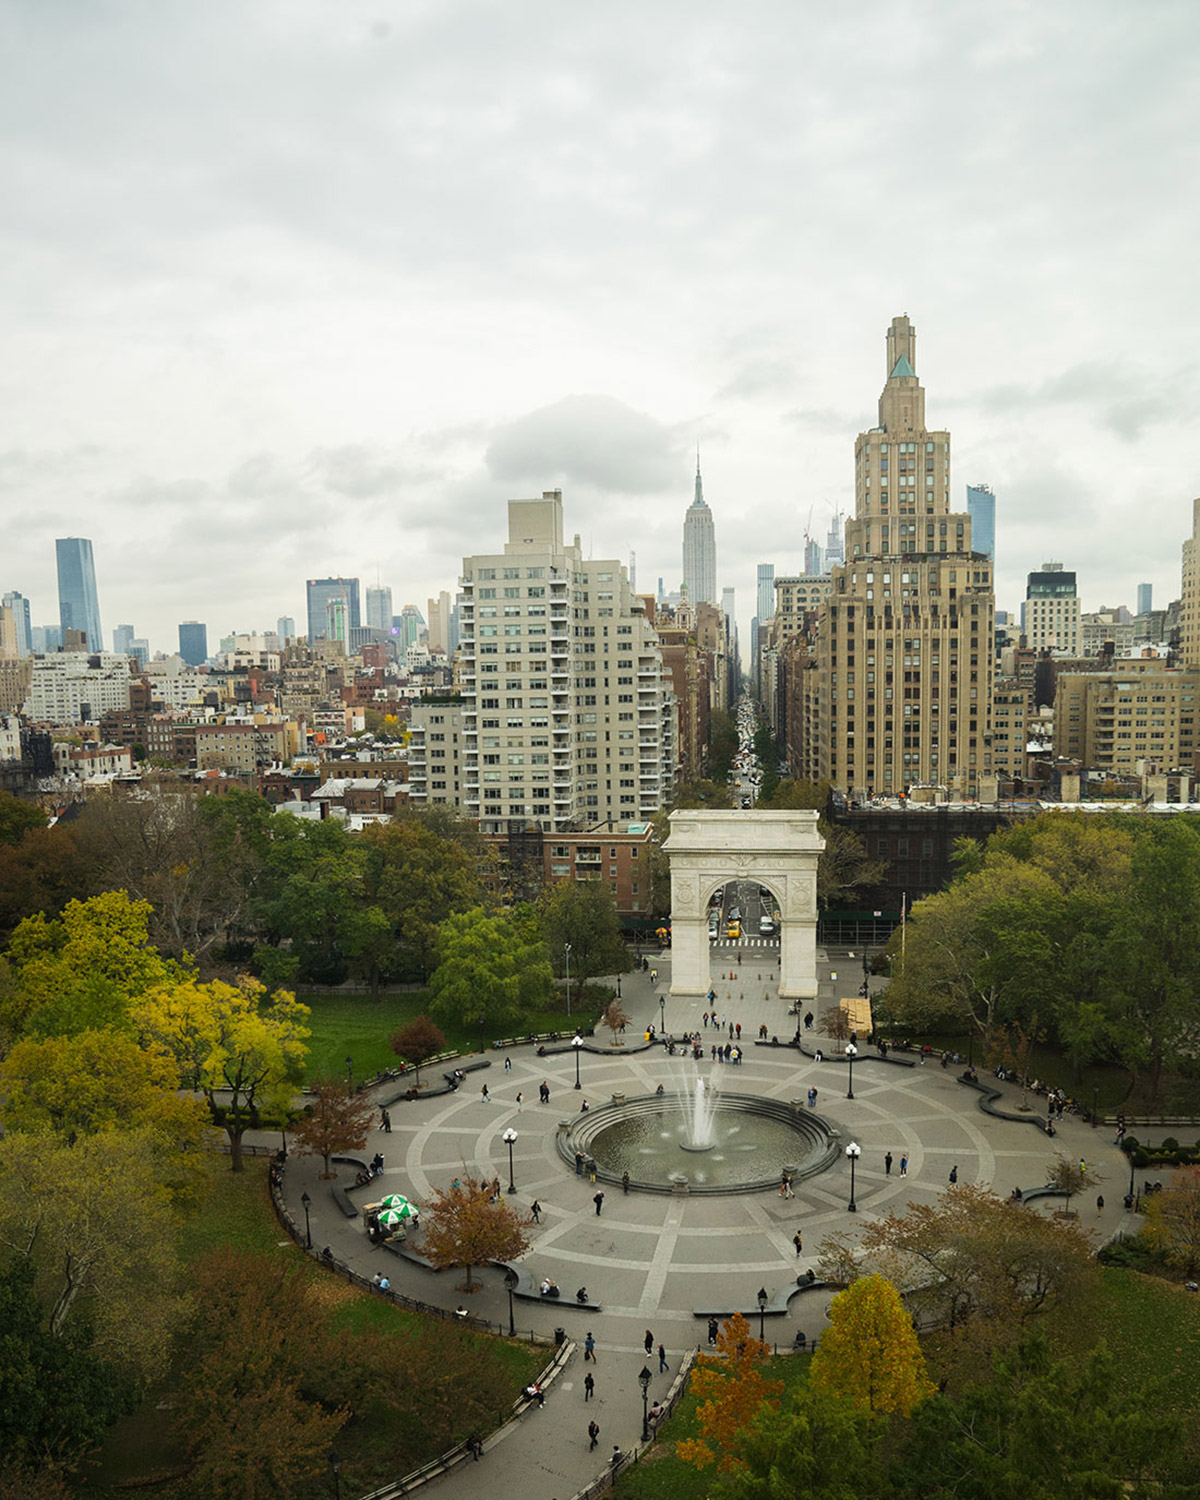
[274,948,1133,1500]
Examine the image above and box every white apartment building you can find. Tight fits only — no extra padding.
[448,491,677,834]
[407,700,465,806]
[26,652,133,722]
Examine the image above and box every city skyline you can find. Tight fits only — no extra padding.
[2,3,1198,650]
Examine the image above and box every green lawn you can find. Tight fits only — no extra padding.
[301,989,602,1083]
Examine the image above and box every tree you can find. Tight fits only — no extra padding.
[602,997,630,1044]
[427,907,552,1038]
[538,879,630,1007]
[820,1005,852,1043]
[390,1015,446,1089]
[0,1129,184,1384]
[290,1080,376,1179]
[677,1311,783,1473]
[132,975,309,1170]
[1141,1166,1200,1277]
[179,1247,349,1500]
[1047,1151,1094,1217]
[723,1379,883,1500]
[809,1274,935,1417]
[0,821,92,950]
[0,1258,135,1471]
[671,778,734,809]
[0,790,47,847]
[818,1184,1098,1343]
[420,1176,530,1291]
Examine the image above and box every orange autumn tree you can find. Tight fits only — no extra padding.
[677,1311,783,1472]
[809,1274,935,1417]
[420,1175,530,1292]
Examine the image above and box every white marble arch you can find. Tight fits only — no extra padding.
[662,810,824,1000]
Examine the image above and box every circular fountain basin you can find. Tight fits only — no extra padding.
[563,1093,838,1194]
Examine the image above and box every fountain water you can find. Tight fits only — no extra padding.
[680,1072,720,1152]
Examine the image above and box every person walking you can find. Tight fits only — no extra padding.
[588,1418,600,1450]
[584,1373,595,1402]
[380,1107,391,1133]
[584,1331,596,1361]
[658,1342,669,1373]
[793,1230,803,1256]
[949,1165,958,1185]
[505,1056,512,1073]
[516,1091,524,1112]
[1097,1194,1105,1216]
[885,1151,893,1176]
[807,1086,818,1109]
[644,1329,655,1356]
[530,1199,542,1224]
[481,1083,490,1102]
[899,1153,908,1177]
[707,1317,719,1345]
[804,1011,813,1030]
[594,1191,605,1216]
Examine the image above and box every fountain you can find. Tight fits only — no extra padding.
[680,1074,719,1152]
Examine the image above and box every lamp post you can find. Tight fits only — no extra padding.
[845,1141,861,1213]
[329,1449,342,1500]
[845,1042,858,1100]
[506,1273,516,1337]
[1092,1084,1099,1129]
[1125,1141,1136,1204]
[564,943,572,1018]
[503,1126,518,1194]
[572,1033,584,1090]
[638,1365,652,1440]
[757,1286,768,1344]
[616,972,622,998]
[659,994,665,1036]
[301,1189,312,1249]
[345,1055,354,1095]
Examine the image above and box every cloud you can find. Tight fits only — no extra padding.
[485,395,682,494]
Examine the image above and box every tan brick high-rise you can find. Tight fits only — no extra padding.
[812,316,995,798]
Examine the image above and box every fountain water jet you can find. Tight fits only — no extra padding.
[679,1072,720,1152]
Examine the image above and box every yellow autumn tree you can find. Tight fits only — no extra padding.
[677,1310,783,1472]
[809,1274,935,1417]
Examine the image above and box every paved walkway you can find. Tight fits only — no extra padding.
[275,949,1133,1500]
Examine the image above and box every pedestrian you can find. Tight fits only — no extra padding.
[516,1091,524,1112]
[793,1230,803,1256]
[707,1316,719,1345]
[481,1083,490,1102]
[580,1098,589,1113]
[531,1199,542,1223]
[505,1056,512,1072]
[594,1191,605,1216]
[1097,1194,1105,1215]
[807,1086,818,1109]
[622,1171,630,1194]
[949,1165,958,1185]
[804,1011,814,1030]
[735,1022,742,1040]
[585,1373,595,1402]
[380,1107,391,1133]
[468,1434,483,1460]
[611,1446,623,1469]
[644,1329,654,1355]
[899,1153,908,1177]
[588,1418,600,1449]
[779,1172,789,1198]
[728,1022,734,1040]
[885,1151,893,1176]
[584,1331,596,1361]
[540,1081,550,1104]
[575,1150,584,1175]
[658,1342,668,1373]
[1080,1158,1087,1176]
[784,1173,794,1198]
[737,952,742,965]
[702,1010,709,1027]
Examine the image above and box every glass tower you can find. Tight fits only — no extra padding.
[56,537,103,651]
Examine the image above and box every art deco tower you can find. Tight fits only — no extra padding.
[682,456,717,606]
[812,316,994,799]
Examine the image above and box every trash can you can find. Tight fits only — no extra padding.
[554,1326,566,1347]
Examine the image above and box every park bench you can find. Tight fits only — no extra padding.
[694,1276,827,1320]
[495,1260,603,1310]
[330,1184,360,1218]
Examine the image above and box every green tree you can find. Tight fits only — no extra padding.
[724,1378,883,1500]
[706,708,739,784]
[260,818,370,986]
[672,778,734,809]
[538,879,630,1007]
[1142,1165,1200,1277]
[132,975,309,1170]
[0,790,47,847]
[810,1274,935,1417]
[427,907,552,1038]
[0,821,92,950]
[420,1175,530,1292]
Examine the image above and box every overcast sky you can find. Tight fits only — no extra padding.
[3,0,1198,655]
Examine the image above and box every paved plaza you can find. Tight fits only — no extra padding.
[278,947,1133,1500]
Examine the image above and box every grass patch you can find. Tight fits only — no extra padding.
[301,989,601,1083]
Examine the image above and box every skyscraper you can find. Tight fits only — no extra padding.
[1,591,32,657]
[277,616,297,644]
[306,577,360,643]
[966,484,995,560]
[682,456,717,606]
[1024,562,1079,654]
[811,315,995,799]
[112,624,136,656]
[178,621,208,666]
[1137,582,1153,617]
[56,537,103,651]
[824,510,845,569]
[426,590,452,652]
[366,585,393,633]
[803,537,823,576]
[1182,499,1200,670]
[756,564,775,623]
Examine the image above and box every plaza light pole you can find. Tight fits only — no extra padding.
[757,1286,768,1344]
[845,1042,858,1100]
[329,1449,342,1500]
[846,1141,861,1213]
[659,994,665,1036]
[346,1055,354,1094]
[639,1365,652,1440]
[573,1033,584,1090]
[503,1127,518,1194]
[506,1274,516,1337]
[565,943,572,1018]
[301,1189,312,1249]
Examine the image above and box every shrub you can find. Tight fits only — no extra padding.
[1123,1137,1140,1157]
[1097,1230,1172,1274]
[1161,1137,1180,1152]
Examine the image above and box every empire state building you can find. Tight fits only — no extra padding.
[682,457,717,606]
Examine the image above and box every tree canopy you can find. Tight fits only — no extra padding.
[809,1274,935,1417]
[420,1175,530,1291]
[427,906,552,1036]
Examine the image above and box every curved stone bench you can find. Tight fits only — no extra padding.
[694,1276,829,1319]
[957,1076,1054,1131]
[494,1260,602,1311]
[794,1041,916,1069]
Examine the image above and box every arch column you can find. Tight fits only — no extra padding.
[662,811,824,1000]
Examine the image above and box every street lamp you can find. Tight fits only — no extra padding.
[506,1272,516,1337]
[301,1189,312,1249]
[503,1126,518,1194]
[757,1286,768,1344]
[329,1449,342,1500]
[659,993,665,1036]
[845,1141,861,1213]
[845,1042,858,1100]
[345,1055,354,1094]
[572,1033,584,1090]
[638,1365,652,1440]
[1092,1084,1099,1129]
[564,943,572,1018]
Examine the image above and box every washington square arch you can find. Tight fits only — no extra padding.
[662,810,824,999]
